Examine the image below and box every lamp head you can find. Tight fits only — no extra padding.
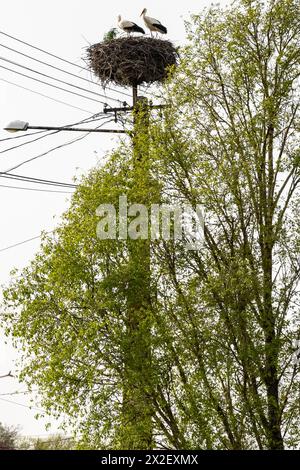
[4,120,29,133]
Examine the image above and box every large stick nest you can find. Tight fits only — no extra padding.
[87,37,178,87]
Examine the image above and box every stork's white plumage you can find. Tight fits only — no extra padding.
[140,8,167,36]
[117,15,145,35]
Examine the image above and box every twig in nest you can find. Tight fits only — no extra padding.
[86,37,178,87]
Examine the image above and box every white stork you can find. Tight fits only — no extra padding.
[117,15,145,35]
[140,8,167,37]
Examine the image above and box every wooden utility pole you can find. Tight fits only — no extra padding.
[104,85,162,449]
[120,84,153,449]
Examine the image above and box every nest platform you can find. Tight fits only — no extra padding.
[87,37,178,87]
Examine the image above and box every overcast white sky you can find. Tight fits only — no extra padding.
[0,0,227,437]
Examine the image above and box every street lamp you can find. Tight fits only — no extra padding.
[4,120,126,134]
[4,120,29,132]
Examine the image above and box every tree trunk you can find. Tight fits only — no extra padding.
[261,124,284,450]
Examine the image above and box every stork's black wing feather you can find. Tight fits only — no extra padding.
[124,24,145,34]
[153,23,167,34]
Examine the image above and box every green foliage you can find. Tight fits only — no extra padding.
[103,28,118,42]
[2,0,300,450]
[19,434,75,450]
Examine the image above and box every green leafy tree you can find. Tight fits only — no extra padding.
[148,0,300,449]
[2,0,300,450]
[2,148,157,449]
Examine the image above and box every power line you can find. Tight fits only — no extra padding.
[0,30,132,99]
[0,114,107,156]
[0,396,45,413]
[0,173,77,188]
[4,135,83,173]
[0,77,94,115]
[0,184,74,194]
[0,43,130,102]
[0,390,38,396]
[4,118,115,173]
[0,232,52,253]
[0,42,93,86]
[0,63,107,105]
[0,174,76,188]
[0,128,48,143]
[0,129,61,155]
[0,55,122,104]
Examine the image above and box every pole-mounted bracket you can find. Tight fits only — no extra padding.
[103,103,168,114]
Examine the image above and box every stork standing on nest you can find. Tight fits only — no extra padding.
[117,15,145,35]
[141,8,167,37]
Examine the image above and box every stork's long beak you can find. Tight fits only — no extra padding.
[140,9,145,16]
